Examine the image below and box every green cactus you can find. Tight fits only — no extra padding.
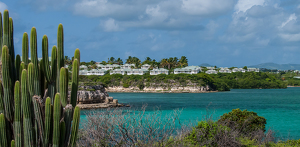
[14,81,22,147]
[60,67,68,107]
[69,106,80,147]
[60,120,66,147]
[21,69,35,147]
[0,113,8,147]
[30,27,40,96]
[3,10,9,48]
[71,58,79,107]
[0,82,4,115]
[15,54,21,81]
[22,32,29,67]
[0,10,81,146]
[44,97,52,147]
[0,12,2,57]
[2,45,13,122]
[57,24,64,92]
[53,93,61,147]
[64,104,73,146]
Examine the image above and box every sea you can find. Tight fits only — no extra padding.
[80,87,300,140]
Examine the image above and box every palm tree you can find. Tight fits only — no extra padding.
[116,58,123,65]
[126,56,133,64]
[178,56,188,67]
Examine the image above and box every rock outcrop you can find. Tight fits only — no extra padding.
[106,85,214,93]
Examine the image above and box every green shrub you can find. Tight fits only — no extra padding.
[184,121,230,146]
[123,83,130,88]
[217,109,266,135]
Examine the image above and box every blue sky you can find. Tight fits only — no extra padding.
[2,0,300,67]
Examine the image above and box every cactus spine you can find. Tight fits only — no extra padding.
[71,58,79,107]
[53,93,61,147]
[9,17,16,84]
[15,54,20,81]
[3,10,9,48]
[14,81,22,147]
[0,82,4,115]
[60,121,66,147]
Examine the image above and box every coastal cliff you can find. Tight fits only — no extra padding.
[106,85,214,93]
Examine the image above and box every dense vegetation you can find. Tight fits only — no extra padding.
[79,71,287,91]
[78,108,300,147]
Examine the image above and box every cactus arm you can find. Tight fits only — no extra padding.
[14,81,22,147]
[68,106,80,147]
[49,46,57,102]
[71,59,79,107]
[2,46,13,122]
[11,140,15,147]
[9,17,16,84]
[52,93,61,147]
[3,10,9,48]
[63,104,73,146]
[21,69,35,147]
[44,97,52,147]
[15,54,21,81]
[56,24,64,92]
[42,35,51,82]
[22,32,29,67]
[0,12,2,58]
[59,67,68,107]
[0,113,8,147]
[74,48,80,63]
[33,95,45,146]
[60,121,66,147]
[28,63,34,97]
[0,82,4,115]
[30,27,40,96]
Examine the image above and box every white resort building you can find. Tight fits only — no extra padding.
[174,66,201,74]
[219,68,232,73]
[97,64,120,70]
[232,68,246,73]
[121,64,135,69]
[206,70,218,74]
[150,68,169,75]
[127,69,149,75]
[110,69,131,75]
[206,67,216,70]
[79,65,88,70]
[141,64,151,69]
[247,68,259,72]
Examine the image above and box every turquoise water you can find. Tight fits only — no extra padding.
[80,87,300,140]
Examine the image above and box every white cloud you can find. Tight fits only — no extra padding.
[102,18,122,32]
[0,2,7,12]
[181,0,235,16]
[280,13,297,28]
[234,0,265,13]
[279,33,300,42]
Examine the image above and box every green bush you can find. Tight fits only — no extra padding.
[217,109,267,135]
[184,121,230,146]
[123,83,130,88]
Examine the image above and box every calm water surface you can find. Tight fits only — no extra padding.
[81,87,300,140]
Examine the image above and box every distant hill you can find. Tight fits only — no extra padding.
[199,63,215,67]
[248,63,300,70]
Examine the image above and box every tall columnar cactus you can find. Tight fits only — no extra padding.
[44,97,52,147]
[15,54,20,81]
[2,45,13,122]
[14,81,22,147]
[57,24,64,92]
[30,27,40,96]
[60,67,68,107]
[0,113,8,147]
[22,32,29,67]
[0,9,81,146]
[53,93,61,147]
[42,35,57,101]
[0,12,3,56]
[21,69,35,147]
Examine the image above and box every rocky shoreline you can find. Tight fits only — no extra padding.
[106,85,217,93]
